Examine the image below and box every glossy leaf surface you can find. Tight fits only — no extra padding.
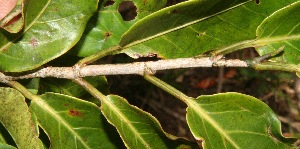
[186,93,296,148]
[0,0,98,72]
[0,87,40,148]
[101,95,197,149]
[30,93,124,148]
[73,0,167,57]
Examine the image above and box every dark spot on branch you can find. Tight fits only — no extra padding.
[118,1,137,21]
[104,0,115,7]
[68,109,82,117]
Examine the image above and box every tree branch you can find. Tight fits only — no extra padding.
[4,57,246,80]
[0,56,299,83]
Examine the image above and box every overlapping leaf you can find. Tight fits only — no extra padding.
[100,95,197,148]
[120,0,297,60]
[0,0,98,72]
[255,1,300,64]
[186,93,296,148]
[120,0,251,47]
[0,87,40,148]
[30,93,124,148]
[72,0,167,57]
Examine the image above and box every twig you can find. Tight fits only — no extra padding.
[3,57,248,81]
[249,46,285,65]
[0,54,299,82]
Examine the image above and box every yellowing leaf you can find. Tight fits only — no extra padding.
[0,87,40,148]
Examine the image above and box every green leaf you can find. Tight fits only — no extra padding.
[30,93,124,148]
[0,143,16,149]
[120,0,251,58]
[120,0,296,59]
[186,93,296,148]
[0,87,40,148]
[0,0,98,72]
[101,95,197,149]
[0,0,23,33]
[120,0,250,47]
[72,0,167,57]
[255,1,300,64]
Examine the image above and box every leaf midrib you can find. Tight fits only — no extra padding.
[187,99,240,149]
[103,96,150,148]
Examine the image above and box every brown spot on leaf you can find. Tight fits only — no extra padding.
[30,37,38,47]
[68,109,82,117]
[64,103,69,106]
[104,32,111,38]
[255,0,260,4]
